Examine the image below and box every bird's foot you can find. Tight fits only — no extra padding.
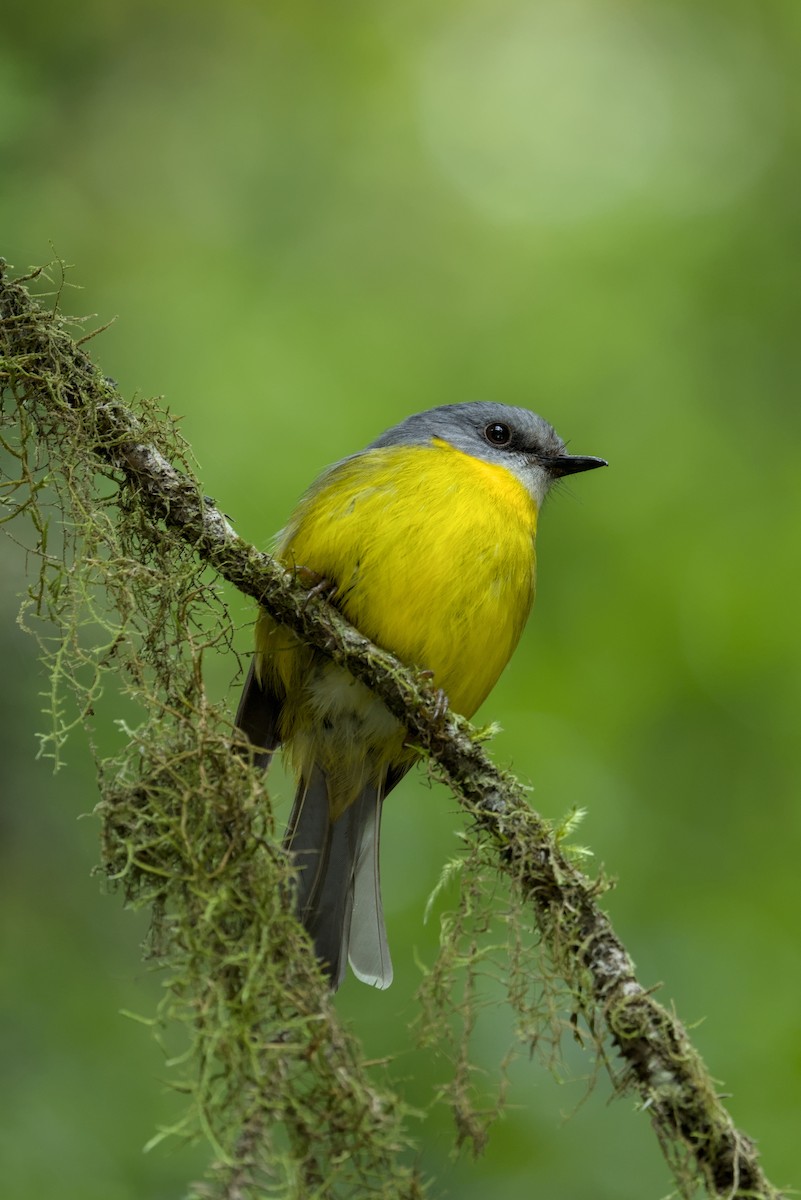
[295,566,338,609]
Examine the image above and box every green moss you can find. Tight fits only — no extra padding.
[1,258,784,1199]
[1,260,423,1199]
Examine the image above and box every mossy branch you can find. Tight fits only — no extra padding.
[0,259,784,1200]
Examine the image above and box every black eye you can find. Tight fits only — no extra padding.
[484,421,512,447]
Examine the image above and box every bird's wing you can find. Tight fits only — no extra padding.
[234,657,283,769]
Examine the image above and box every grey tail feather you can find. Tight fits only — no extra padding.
[285,767,396,990]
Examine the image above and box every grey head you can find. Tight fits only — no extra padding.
[368,401,606,507]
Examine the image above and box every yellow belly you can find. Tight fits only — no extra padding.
[263,440,538,719]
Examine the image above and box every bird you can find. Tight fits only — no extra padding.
[235,401,606,990]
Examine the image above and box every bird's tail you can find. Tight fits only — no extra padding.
[285,766,393,990]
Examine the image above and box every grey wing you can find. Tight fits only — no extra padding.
[234,657,282,769]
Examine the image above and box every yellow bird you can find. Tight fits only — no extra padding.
[236,402,605,990]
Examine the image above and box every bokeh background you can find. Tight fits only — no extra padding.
[2,1,800,1196]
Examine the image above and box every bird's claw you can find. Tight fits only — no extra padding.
[295,566,337,610]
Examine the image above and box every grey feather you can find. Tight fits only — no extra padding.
[284,768,404,989]
[367,400,565,462]
[234,659,282,768]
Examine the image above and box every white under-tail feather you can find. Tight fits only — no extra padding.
[348,787,392,988]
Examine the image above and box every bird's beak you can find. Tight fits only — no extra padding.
[548,454,608,478]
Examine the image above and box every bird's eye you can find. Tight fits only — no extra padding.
[484,422,512,447]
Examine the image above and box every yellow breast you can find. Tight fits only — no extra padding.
[273,439,538,718]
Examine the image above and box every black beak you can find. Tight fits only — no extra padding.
[548,454,608,478]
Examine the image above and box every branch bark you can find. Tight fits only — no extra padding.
[0,259,783,1199]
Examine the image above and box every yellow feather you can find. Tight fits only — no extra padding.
[256,439,537,747]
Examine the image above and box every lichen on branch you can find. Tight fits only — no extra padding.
[0,259,783,1200]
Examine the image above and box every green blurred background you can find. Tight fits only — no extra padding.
[2,1,800,1196]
